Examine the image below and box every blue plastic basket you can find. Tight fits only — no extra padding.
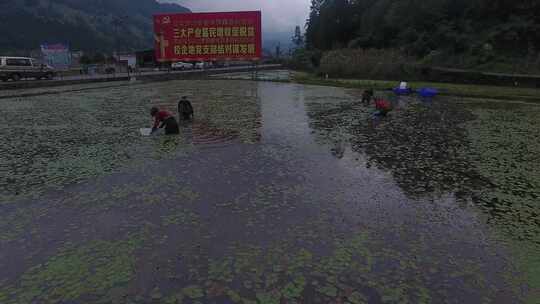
[418,88,439,98]
[393,87,413,95]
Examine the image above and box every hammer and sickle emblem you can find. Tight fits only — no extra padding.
[163,16,171,24]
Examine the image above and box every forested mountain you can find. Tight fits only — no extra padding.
[0,0,190,53]
[305,0,540,64]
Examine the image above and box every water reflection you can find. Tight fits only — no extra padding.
[306,95,481,200]
[0,81,262,201]
[0,81,534,303]
[303,89,539,295]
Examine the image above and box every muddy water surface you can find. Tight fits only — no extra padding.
[0,80,538,303]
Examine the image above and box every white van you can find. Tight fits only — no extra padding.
[0,57,56,82]
[171,62,194,70]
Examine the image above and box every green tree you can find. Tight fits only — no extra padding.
[305,0,540,64]
[92,53,106,63]
[80,55,92,65]
[292,25,305,49]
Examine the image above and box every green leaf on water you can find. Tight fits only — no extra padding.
[256,290,281,304]
[182,285,204,299]
[282,277,306,300]
[150,287,162,300]
[318,285,337,297]
[164,292,185,304]
[348,291,367,304]
[227,289,243,302]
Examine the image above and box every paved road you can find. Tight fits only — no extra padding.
[0,64,282,90]
[56,64,272,81]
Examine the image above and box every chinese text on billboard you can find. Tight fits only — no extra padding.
[153,11,262,62]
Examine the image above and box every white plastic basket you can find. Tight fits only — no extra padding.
[139,128,152,136]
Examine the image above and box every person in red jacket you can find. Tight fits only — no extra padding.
[150,107,179,135]
[374,98,392,116]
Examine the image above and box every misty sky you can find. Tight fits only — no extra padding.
[165,0,310,34]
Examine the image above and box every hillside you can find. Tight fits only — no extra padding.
[305,0,540,72]
[0,0,190,54]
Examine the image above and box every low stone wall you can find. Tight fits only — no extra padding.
[420,67,540,88]
[0,65,282,91]
[0,76,127,91]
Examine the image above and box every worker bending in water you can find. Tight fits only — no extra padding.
[361,88,374,105]
[178,96,194,121]
[374,98,393,116]
[150,107,180,135]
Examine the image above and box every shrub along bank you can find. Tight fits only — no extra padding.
[288,48,540,88]
[291,71,540,102]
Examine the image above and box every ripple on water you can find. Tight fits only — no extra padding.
[0,81,537,303]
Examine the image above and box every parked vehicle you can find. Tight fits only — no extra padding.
[0,57,56,81]
[104,66,116,74]
[214,61,230,68]
[193,61,214,70]
[193,62,205,70]
[171,62,193,70]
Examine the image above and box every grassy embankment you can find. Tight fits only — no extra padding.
[291,70,540,303]
[291,71,540,103]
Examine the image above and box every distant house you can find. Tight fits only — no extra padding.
[136,49,157,68]
[115,53,137,69]
[71,51,84,67]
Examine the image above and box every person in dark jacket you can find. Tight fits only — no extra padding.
[150,107,180,135]
[178,96,194,121]
[361,89,374,105]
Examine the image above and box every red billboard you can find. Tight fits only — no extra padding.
[153,11,262,62]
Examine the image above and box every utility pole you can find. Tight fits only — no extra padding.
[111,16,127,76]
